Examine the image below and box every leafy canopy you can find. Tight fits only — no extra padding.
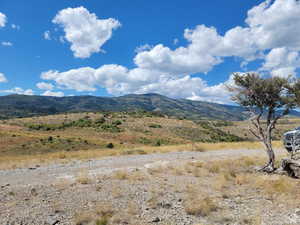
[230,73,297,116]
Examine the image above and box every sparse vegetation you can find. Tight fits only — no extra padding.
[228,73,300,171]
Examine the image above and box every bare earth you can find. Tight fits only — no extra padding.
[2,148,298,225]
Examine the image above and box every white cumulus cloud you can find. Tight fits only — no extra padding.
[43,30,51,40]
[52,6,121,58]
[1,41,13,47]
[42,90,64,97]
[260,47,300,77]
[40,0,300,104]
[0,12,6,27]
[2,87,34,95]
[11,24,20,30]
[36,82,54,90]
[0,73,7,82]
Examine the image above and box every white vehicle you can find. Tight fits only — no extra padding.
[283,127,300,154]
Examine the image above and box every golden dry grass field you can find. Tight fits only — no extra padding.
[0,111,298,169]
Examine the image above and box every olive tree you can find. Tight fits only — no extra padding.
[228,73,297,172]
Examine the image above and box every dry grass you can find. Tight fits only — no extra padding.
[252,175,299,198]
[74,202,114,225]
[112,170,130,180]
[76,169,91,185]
[0,110,290,170]
[184,186,218,216]
[0,136,285,170]
[111,169,147,181]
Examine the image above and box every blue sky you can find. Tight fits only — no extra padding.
[0,0,300,103]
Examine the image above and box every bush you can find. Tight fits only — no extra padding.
[149,124,162,128]
[112,120,122,126]
[106,143,114,149]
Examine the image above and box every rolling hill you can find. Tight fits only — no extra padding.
[0,93,299,120]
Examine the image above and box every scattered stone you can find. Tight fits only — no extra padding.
[152,217,160,223]
[28,167,37,170]
[31,188,38,196]
[158,202,172,209]
[1,183,10,188]
[46,217,60,225]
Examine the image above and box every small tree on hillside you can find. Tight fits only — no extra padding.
[228,73,297,172]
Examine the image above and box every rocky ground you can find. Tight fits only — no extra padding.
[1,148,300,225]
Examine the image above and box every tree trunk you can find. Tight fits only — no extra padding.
[261,142,275,172]
[261,127,276,172]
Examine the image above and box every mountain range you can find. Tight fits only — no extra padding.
[0,93,299,121]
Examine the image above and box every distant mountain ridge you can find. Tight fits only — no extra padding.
[0,93,299,120]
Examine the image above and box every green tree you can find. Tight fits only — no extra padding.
[228,73,297,172]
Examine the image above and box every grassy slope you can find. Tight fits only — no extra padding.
[0,111,297,168]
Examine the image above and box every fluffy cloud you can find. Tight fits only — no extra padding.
[42,90,64,97]
[41,68,98,91]
[0,73,7,82]
[134,44,153,53]
[36,82,54,90]
[40,65,233,104]
[246,0,300,50]
[0,12,6,27]
[260,47,300,77]
[2,87,34,95]
[11,24,20,30]
[43,31,51,40]
[1,41,13,47]
[53,7,121,58]
[40,0,300,104]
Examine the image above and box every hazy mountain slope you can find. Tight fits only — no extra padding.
[0,93,299,120]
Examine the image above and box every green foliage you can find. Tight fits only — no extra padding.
[149,123,162,128]
[112,120,122,126]
[25,116,123,133]
[138,137,170,146]
[99,124,122,133]
[139,137,152,145]
[96,217,109,225]
[8,136,98,156]
[213,120,234,127]
[197,121,244,143]
[25,123,66,131]
[106,143,114,149]
[230,73,296,114]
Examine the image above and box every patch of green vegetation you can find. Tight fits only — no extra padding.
[139,137,152,145]
[25,123,66,131]
[149,123,162,128]
[106,143,114,149]
[138,136,170,146]
[7,136,99,156]
[213,120,234,127]
[127,110,165,118]
[99,124,122,133]
[25,116,123,133]
[197,121,244,143]
[96,217,109,225]
[173,127,207,142]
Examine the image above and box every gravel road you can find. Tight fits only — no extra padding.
[1,148,294,225]
[0,148,285,187]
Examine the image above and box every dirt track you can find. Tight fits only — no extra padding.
[0,148,284,187]
[1,148,293,225]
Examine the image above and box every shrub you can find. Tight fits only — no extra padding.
[106,143,114,149]
[149,123,162,128]
[112,120,122,126]
[184,194,218,216]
